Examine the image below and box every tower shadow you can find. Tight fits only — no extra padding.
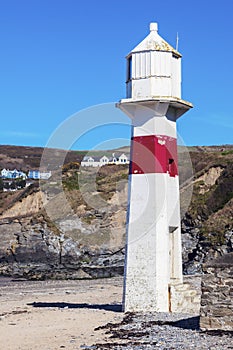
[171,316,200,330]
[27,301,123,313]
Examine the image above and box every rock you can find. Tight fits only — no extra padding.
[0,214,126,280]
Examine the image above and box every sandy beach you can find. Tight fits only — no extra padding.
[1,276,232,350]
[0,277,124,350]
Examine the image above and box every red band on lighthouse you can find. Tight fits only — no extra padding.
[130,135,178,176]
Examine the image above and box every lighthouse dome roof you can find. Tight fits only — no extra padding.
[129,22,181,58]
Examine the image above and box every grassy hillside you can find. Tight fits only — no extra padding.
[0,144,232,278]
[0,145,86,170]
[0,144,233,244]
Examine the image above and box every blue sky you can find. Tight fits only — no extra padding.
[0,0,232,150]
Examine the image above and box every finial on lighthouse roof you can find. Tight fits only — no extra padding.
[150,22,158,32]
[130,21,181,58]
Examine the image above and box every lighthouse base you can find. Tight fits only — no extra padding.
[123,173,183,313]
[123,279,200,314]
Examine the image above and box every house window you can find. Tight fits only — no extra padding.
[127,56,132,82]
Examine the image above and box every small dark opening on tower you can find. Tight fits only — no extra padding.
[127,56,132,82]
[168,158,176,177]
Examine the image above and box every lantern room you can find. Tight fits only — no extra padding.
[126,22,182,100]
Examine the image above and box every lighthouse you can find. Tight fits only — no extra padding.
[117,23,193,312]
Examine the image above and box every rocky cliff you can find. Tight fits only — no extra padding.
[0,145,232,279]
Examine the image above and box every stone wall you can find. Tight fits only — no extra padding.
[170,275,201,314]
[200,252,233,331]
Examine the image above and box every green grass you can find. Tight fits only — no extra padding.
[221,150,233,155]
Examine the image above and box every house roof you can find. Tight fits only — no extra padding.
[82,156,99,162]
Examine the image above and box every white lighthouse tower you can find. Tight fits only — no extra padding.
[117,23,193,312]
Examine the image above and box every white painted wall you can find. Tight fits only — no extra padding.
[124,173,170,311]
[123,170,184,311]
[118,99,188,312]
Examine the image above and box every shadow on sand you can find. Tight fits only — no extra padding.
[28,302,123,313]
[28,302,200,330]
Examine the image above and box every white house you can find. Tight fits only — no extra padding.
[1,168,27,179]
[80,156,101,167]
[28,170,40,179]
[118,153,129,164]
[1,169,9,178]
[80,153,129,167]
[99,155,109,165]
[28,170,51,179]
